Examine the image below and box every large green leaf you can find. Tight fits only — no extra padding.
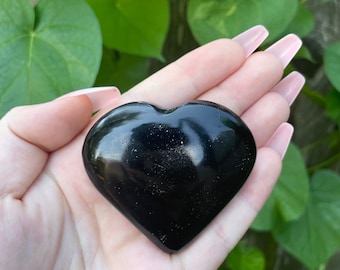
[87,0,169,60]
[187,0,298,45]
[274,170,340,269]
[281,3,314,38]
[324,42,340,92]
[0,0,102,117]
[251,144,309,231]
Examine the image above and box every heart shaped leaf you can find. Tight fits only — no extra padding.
[0,0,102,117]
[86,0,169,60]
[251,144,309,231]
[274,170,340,269]
[187,0,298,44]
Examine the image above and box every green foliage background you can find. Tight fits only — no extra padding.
[1,0,340,269]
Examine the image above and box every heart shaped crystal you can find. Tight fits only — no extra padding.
[82,101,256,253]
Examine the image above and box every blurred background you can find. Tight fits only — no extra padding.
[1,0,340,269]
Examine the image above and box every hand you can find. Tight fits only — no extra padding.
[0,25,303,270]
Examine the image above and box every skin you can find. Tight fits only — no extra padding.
[0,34,302,269]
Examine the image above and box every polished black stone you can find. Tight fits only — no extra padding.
[82,101,256,253]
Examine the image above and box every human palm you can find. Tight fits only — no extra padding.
[0,26,303,270]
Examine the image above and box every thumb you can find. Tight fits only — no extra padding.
[0,95,93,199]
[6,95,93,152]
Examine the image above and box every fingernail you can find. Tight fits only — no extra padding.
[265,123,294,160]
[265,34,302,68]
[58,86,121,112]
[233,25,269,57]
[272,71,305,105]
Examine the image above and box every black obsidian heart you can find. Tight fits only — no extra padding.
[82,101,256,253]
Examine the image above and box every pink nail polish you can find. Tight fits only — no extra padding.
[265,34,302,68]
[58,86,121,112]
[273,71,305,105]
[233,25,269,57]
[266,123,294,160]
[59,86,120,98]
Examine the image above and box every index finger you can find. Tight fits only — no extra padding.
[121,26,268,108]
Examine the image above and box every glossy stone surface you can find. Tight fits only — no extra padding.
[82,101,256,253]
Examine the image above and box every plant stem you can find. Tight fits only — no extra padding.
[265,233,279,270]
[308,152,340,174]
[301,130,340,153]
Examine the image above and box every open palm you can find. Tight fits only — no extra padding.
[0,26,303,270]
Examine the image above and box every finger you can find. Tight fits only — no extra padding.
[0,95,92,199]
[198,51,283,114]
[272,71,305,106]
[198,34,302,115]
[5,96,93,152]
[265,123,294,160]
[241,71,304,148]
[121,26,269,108]
[177,124,292,269]
[242,92,290,148]
[122,39,245,108]
[233,25,269,58]
[59,86,120,112]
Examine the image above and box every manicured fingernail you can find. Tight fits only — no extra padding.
[233,25,269,57]
[266,123,294,160]
[273,71,305,105]
[265,34,302,68]
[58,86,121,112]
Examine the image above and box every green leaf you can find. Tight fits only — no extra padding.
[187,0,298,45]
[281,3,314,38]
[252,144,309,231]
[274,170,340,269]
[87,0,169,60]
[94,48,150,93]
[0,0,102,117]
[325,89,340,127]
[219,242,265,270]
[324,42,340,92]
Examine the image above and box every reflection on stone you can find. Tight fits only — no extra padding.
[82,101,256,253]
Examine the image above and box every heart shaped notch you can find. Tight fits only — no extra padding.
[82,101,256,253]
